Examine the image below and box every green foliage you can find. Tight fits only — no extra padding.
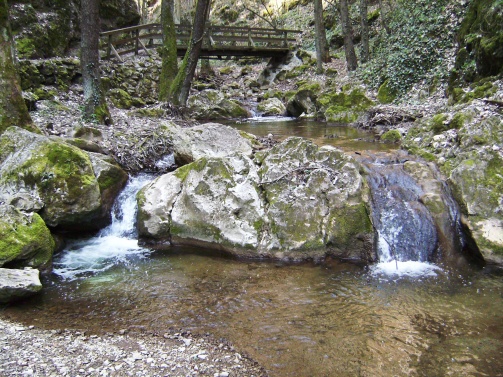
[359,0,462,96]
[456,0,503,80]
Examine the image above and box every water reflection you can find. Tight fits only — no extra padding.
[4,250,502,377]
[229,117,396,152]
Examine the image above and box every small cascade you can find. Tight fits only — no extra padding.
[367,163,438,263]
[53,174,154,280]
[363,156,459,277]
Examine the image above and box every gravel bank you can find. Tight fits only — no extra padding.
[0,318,266,377]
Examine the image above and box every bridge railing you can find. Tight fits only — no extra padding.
[100,23,301,61]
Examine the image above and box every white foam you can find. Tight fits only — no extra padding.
[371,261,442,278]
[53,236,149,280]
[246,116,296,123]
[53,175,153,280]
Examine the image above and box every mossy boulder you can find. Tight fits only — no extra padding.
[285,86,319,118]
[448,151,503,264]
[381,130,402,143]
[450,81,497,104]
[187,90,251,120]
[138,136,374,262]
[377,79,397,104]
[0,127,127,232]
[109,88,133,109]
[456,0,503,79]
[138,155,265,254]
[318,87,374,123]
[0,204,55,270]
[403,110,503,265]
[258,137,374,260]
[257,98,286,116]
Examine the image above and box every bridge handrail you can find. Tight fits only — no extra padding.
[100,23,302,61]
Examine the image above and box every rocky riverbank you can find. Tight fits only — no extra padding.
[0,318,266,377]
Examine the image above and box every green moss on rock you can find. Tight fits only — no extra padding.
[381,130,402,143]
[0,205,55,269]
[319,88,374,124]
[377,79,397,104]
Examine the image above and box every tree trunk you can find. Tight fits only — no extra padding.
[378,0,391,34]
[81,0,110,124]
[200,58,214,77]
[340,0,358,71]
[0,0,37,135]
[314,0,330,74]
[159,0,178,101]
[168,0,211,106]
[360,0,369,63]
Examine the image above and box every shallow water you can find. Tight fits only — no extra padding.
[4,251,503,377]
[230,117,396,153]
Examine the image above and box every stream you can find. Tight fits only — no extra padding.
[2,119,503,377]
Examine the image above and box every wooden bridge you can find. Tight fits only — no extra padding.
[100,23,302,62]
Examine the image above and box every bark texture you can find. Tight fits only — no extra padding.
[159,0,178,101]
[0,0,37,135]
[81,0,110,124]
[360,0,369,63]
[340,0,358,71]
[168,0,211,106]
[314,0,329,74]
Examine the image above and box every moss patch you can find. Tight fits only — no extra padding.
[0,207,55,269]
[319,88,374,124]
[381,130,402,143]
[377,79,397,104]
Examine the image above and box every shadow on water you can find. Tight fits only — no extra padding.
[2,119,503,377]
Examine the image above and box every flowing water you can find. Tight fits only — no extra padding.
[2,119,503,377]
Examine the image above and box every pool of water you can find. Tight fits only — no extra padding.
[229,117,397,153]
[3,250,502,377]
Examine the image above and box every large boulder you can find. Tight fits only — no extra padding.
[160,122,254,165]
[0,204,55,269]
[448,151,503,264]
[286,88,318,118]
[138,136,374,262]
[138,154,265,255]
[0,127,127,232]
[257,137,374,260]
[257,98,286,116]
[0,268,42,303]
[317,87,374,124]
[187,90,251,120]
[403,106,503,265]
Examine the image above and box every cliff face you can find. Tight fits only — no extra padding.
[8,0,140,59]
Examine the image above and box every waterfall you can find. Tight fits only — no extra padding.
[365,161,444,277]
[53,174,154,280]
